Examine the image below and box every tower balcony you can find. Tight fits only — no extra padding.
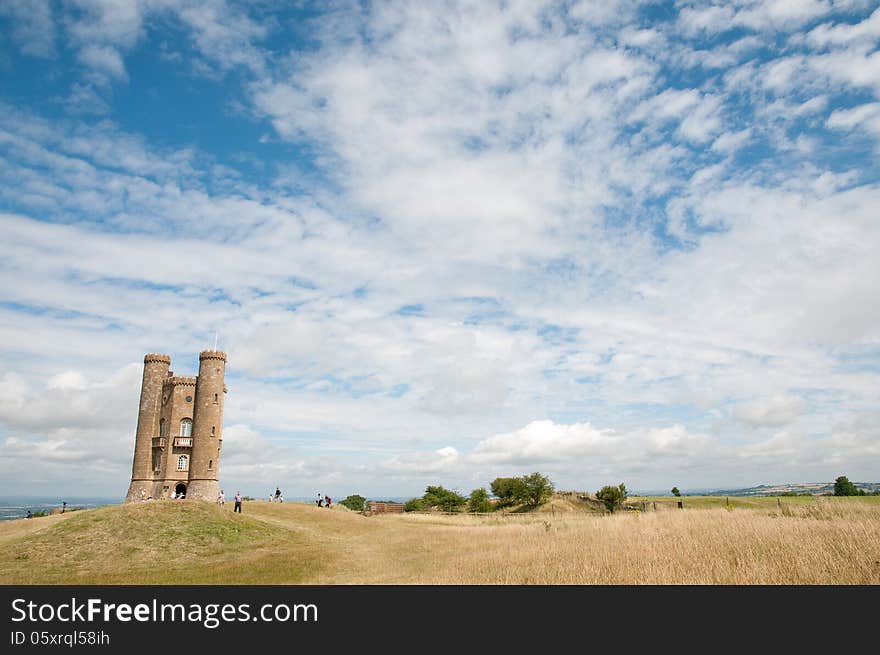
[173,437,193,448]
[152,437,166,448]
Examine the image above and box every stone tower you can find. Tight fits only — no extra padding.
[187,351,226,501]
[125,351,227,502]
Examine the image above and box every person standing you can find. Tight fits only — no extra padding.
[234,491,242,513]
[217,489,226,507]
[275,487,281,503]
[61,501,67,513]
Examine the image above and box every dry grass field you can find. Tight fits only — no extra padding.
[1,496,878,584]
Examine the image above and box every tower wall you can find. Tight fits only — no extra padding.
[125,354,170,502]
[186,350,226,500]
[156,376,197,498]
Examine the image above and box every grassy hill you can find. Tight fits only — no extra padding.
[0,501,323,584]
[2,496,879,584]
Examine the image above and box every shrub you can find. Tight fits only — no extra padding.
[491,473,554,508]
[423,486,467,512]
[404,498,427,512]
[339,494,366,512]
[468,488,493,513]
[596,485,626,513]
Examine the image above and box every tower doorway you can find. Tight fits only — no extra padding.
[175,483,187,499]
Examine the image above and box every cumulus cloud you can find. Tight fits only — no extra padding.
[0,363,141,433]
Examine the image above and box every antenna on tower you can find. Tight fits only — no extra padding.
[213,332,219,350]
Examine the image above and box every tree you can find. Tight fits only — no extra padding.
[468,487,493,513]
[596,485,624,513]
[422,485,467,512]
[490,477,526,505]
[671,486,680,497]
[518,472,555,508]
[833,476,865,496]
[339,494,366,512]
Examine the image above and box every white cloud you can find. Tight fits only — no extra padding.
[383,446,461,474]
[711,127,752,153]
[677,5,737,36]
[76,44,127,80]
[827,102,880,137]
[732,395,807,427]
[0,0,55,57]
[806,6,880,47]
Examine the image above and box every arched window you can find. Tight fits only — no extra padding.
[159,419,167,437]
[152,453,161,472]
[179,418,192,437]
[213,393,219,404]
[208,459,213,470]
[177,455,189,471]
[211,426,215,436]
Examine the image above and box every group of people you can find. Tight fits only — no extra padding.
[270,487,284,503]
[216,489,243,512]
[25,500,67,519]
[316,492,332,508]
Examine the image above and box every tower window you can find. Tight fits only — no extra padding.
[153,453,161,472]
[211,426,215,436]
[213,393,218,403]
[179,418,192,437]
[177,455,189,471]
[208,459,213,470]
[185,395,192,403]
[159,418,167,437]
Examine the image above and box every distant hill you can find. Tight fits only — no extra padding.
[696,481,880,497]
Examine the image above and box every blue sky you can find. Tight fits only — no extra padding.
[1,0,879,498]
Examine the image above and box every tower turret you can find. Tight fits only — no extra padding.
[186,350,227,500]
[125,353,171,502]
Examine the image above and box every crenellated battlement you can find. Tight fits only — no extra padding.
[163,375,197,387]
[144,353,171,364]
[199,350,227,362]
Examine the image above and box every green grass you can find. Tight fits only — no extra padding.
[0,501,325,584]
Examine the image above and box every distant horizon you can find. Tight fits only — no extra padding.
[2,478,877,502]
